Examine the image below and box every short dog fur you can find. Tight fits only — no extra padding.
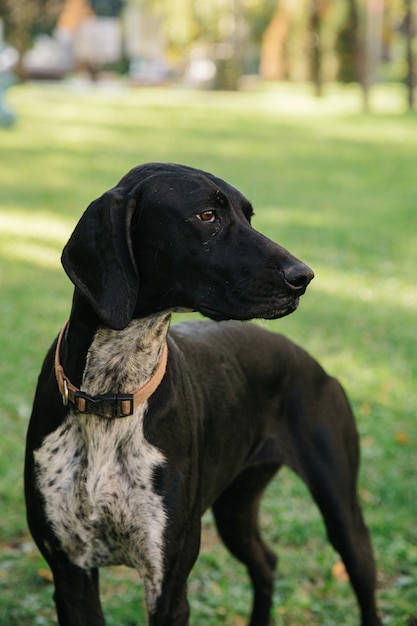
[25,163,381,625]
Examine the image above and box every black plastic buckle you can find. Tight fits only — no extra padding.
[74,391,134,419]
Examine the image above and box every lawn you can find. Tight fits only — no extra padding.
[0,80,416,625]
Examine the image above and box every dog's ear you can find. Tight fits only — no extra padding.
[61,188,138,330]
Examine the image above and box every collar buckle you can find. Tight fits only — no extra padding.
[74,391,134,419]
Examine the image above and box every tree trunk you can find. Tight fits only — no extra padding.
[213,0,246,90]
[405,0,416,110]
[337,0,358,81]
[259,0,291,80]
[361,0,384,112]
[309,0,330,97]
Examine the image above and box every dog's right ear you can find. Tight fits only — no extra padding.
[61,188,138,330]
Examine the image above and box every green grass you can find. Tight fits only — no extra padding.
[1,80,416,625]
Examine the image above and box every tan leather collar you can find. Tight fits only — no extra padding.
[55,320,168,418]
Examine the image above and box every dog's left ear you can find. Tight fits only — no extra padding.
[61,188,138,330]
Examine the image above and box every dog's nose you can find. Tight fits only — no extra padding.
[282,262,314,294]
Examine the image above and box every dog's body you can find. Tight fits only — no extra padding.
[25,163,381,625]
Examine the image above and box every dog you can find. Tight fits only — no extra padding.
[25,163,381,626]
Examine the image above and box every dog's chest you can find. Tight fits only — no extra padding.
[34,405,167,578]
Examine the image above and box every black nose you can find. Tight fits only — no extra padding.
[282,262,314,294]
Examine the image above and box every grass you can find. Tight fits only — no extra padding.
[0,80,416,625]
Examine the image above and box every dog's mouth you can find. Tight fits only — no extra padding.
[198,296,300,322]
[254,297,300,320]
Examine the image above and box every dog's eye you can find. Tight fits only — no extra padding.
[196,210,216,223]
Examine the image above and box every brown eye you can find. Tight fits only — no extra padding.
[196,210,216,223]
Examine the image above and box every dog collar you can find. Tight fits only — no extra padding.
[54,321,168,419]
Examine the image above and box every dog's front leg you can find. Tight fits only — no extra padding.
[50,556,104,626]
[147,581,190,626]
[146,517,201,626]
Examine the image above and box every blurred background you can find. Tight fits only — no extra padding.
[0,1,416,625]
[0,0,416,108]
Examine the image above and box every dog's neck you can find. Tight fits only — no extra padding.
[61,292,171,396]
[81,314,170,396]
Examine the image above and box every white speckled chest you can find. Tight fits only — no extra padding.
[34,400,167,596]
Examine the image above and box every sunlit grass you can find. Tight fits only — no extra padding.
[0,211,70,268]
[1,81,416,625]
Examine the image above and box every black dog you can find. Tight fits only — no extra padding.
[25,163,381,625]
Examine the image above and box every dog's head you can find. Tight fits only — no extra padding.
[62,163,313,330]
